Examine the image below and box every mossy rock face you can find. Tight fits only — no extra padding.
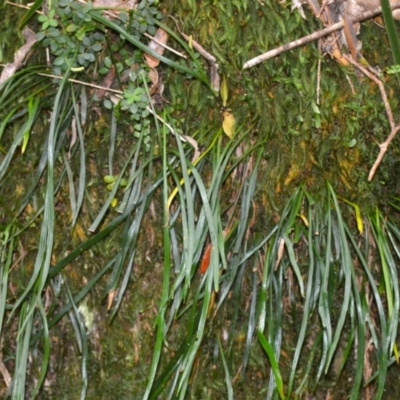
[2,1,400,399]
[164,0,400,210]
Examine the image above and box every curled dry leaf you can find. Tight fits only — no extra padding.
[144,28,168,68]
[182,134,200,163]
[148,68,158,86]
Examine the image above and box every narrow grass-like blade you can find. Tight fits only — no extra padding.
[283,233,304,297]
[70,89,86,227]
[108,111,117,176]
[66,285,88,400]
[295,331,322,397]
[345,224,388,399]
[74,5,209,85]
[380,0,400,66]
[288,200,315,397]
[0,225,14,337]
[143,120,171,400]
[243,267,258,373]
[89,143,138,232]
[10,73,71,318]
[18,0,44,28]
[63,150,77,219]
[31,259,115,344]
[30,299,50,399]
[109,152,153,319]
[0,98,40,181]
[325,184,352,372]
[11,304,33,400]
[218,337,234,400]
[257,330,285,400]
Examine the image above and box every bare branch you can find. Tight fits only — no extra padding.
[243,2,400,69]
[343,55,395,128]
[368,125,400,181]
[0,28,37,85]
[343,55,400,181]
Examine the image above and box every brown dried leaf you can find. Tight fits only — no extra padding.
[144,28,168,68]
[275,237,285,271]
[148,68,159,86]
[107,291,116,311]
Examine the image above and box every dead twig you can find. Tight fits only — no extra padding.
[0,28,37,85]
[143,32,187,59]
[343,55,400,181]
[37,72,124,94]
[369,125,400,181]
[243,2,400,69]
[5,1,41,11]
[169,15,220,91]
